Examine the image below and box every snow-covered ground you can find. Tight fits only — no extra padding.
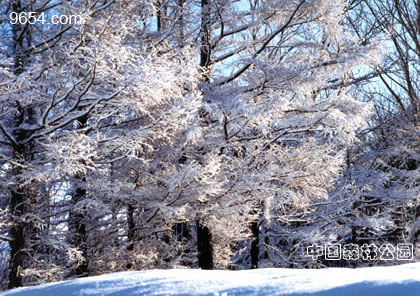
[2,263,420,296]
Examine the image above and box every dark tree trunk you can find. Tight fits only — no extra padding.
[250,221,259,269]
[156,0,162,32]
[68,183,89,277]
[177,0,184,48]
[192,0,214,270]
[8,184,25,289]
[195,0,213,270]
[126,204,140,269]
[127,204,135,252]
[196,220,213,269]
[126,204,136,269]
[11,0,24,75]
[126,169,139,269]
[8,1,34,287]
[417,0,420,34]
[8,108,37,288]
[200,0,211,81]
[68,114,89,277]
[9,137,26,290]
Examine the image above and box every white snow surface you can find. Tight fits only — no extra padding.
[2,263,420,296]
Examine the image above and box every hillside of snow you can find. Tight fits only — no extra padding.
[2,263,420,296]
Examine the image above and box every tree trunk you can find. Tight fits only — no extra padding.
[200,0,211,81]
[126,204,135,270]
[417,0,420,36]
[250,221,259,269]
[8,182,25,289]
[8,1,34,288]
[196,220,213,269]
[127,204,135,253]
[195,0,213,270]
[8,108,37,288]
[11,0,24,75]
[156,0,162,32]
[177,0,184,48]
[68,183,89,277]
[68,114,89,277]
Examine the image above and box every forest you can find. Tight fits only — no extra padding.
[0,0,418,291]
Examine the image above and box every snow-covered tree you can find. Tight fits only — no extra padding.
[0,0,205,286]
[3,0,414,291]
[276,0,419,269]
[172,0,383,268]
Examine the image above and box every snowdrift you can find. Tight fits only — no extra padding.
[2,263,420,296]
